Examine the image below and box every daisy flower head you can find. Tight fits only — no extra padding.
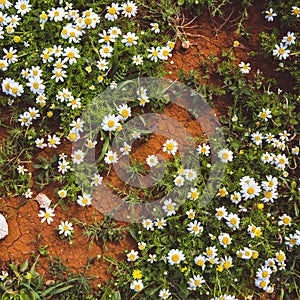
[256,266,272,280]
[0,270,9,281]
[48,7,65,22]
[142,218,154,230]
[285,233,299,248]
[194,255,206,270]
[184,169,197,181]
[275,153,288,169]
[279,130,291,141]
[71,149,85,165]
[146,154,158,167]
[0,59,8,71]
[187,220,203,235]
[174,175,185,187]
[241,179,261,200]
[247,224,262,238]
[91,173,103,186]
[187,274,205,290]
[23,188,33,199]
[230,191,242,204]
[132,54,143,66]
[150,22,160,33]
[101,114,120,132]
[221,255,233,269]
[292,146,299,155]
[225,213,240,230]
[84,139,97,150]
[96,58,109,71]
[47,134,60,148]
[218,233,232,248]
[104,150,118,164]
[147,46,160,62]
[255,277,270,291]
[215,206,228,220]
[122,32,138,47]
[127,249,139,262]
[159,288,171,299]
[17,165,28,175]
[57,189,67,198]
[262,175,278,191]
[105,3,120,21]
[77,193,92,207]
[108,26,122,39]
[278,214,292,226]
[265,8,277,21]
[58,220,74,237]
[258,108,272,121]
[273,43,290,60]
[155,218,167,229]
[275,250,286,263]
[251,132,264,146]
[3,47,18,64]
[38,207,55,225]
[15,0,32,16]
[218,148,233,162]
[35,137,47,149]
[261,151,273,164]
[63,46,80,65]
[163,138,178,156]
[197,143,210,156]
[58,159,70,174]
[187,187,199,201]
[292,6,300,17]
[186,209,196,220]
[117,104,131,121]
[239,61,251,74]
[147,254,157,264]
[162,198,177,216]
[0,0,12,9]
[121,1,138,18]
[99,43,114,58]
[158,46,172,60]
[130,279,144,292]
[120,142,131,155]
[282,31,296,46]
[167,249,185,265]
[217,187,228,197]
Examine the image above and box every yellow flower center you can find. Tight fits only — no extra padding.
[222,237,229,244]
[33,82,39,89]
[103,47,109,53]
[265,191,272,198]
[107,120,115,127]
[109,155,114,161]
[126,6,133,12]
[172,254,180,263]
[260,281,267,288]
[84,17,92,25]
[6,53,13,59]
[197,260,204,266]
[224,261,231,269]
[222,152,229,160]
[20,3,26,9]
[54,11,59,17]
[82,198,88,204]
[127,37,134,43]
[247,187,255,195]
[63,225,69,231]
[283,217,290,224]
[193,226,199,232]
[122,110,129,117]
[152,50,158,57]
[262,271,269,278]
[230,218,237,225]
[279,48,285,55]
[11,87,18,94]
[45,213,50,218]
[191,192,198,199]
[166,143,174,150]
[69,132,77,141]
[108,7,116,15]
[167,203,174,211]
[68,52,75,58]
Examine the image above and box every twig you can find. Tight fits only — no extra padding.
[213,7,234,37]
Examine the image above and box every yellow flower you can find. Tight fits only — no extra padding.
[132,269,142,280]
[47,111,53,118]
[217,265,223,272]
[14,36,21,43]
[25,273,32,280]
[257,203,264,210]
[181,266,187,273]
[239,150,244,155]
[254,228,262,237]
[252,251,259,259]
[85,66,92,73]
[233,40,240,47]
